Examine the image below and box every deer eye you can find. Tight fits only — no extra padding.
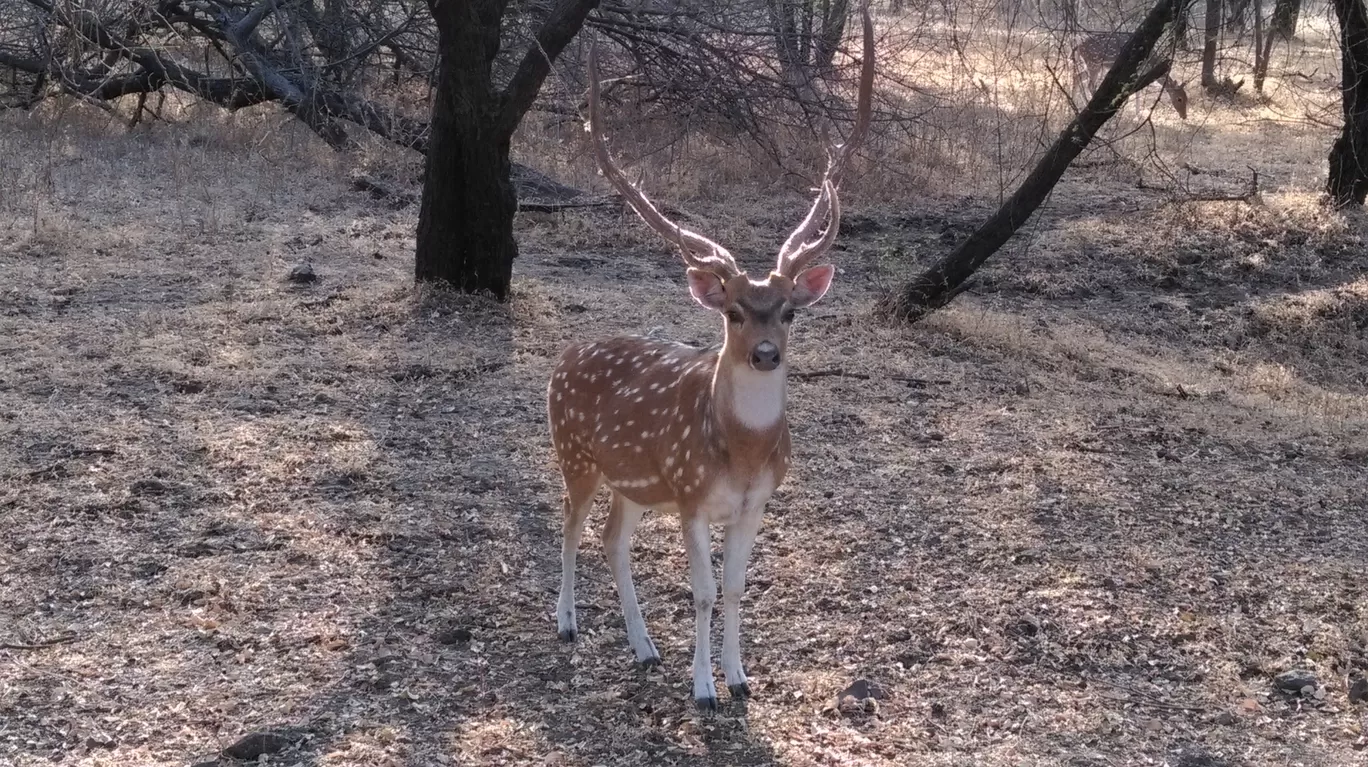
[725,310,744,324]
[781,308,796,323]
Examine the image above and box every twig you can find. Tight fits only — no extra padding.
[0,633,78,650]
[792,369,952,386]
[1088,677,1205,712]
[892,376,952,386]
[1156,165,1262,204]
[518,198,619,213]
[792,368,871,380]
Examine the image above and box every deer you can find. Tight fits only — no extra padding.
[1071,31,1188,120]
[547,5,875,712]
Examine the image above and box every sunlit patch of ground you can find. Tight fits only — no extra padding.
[3,19,1368,764]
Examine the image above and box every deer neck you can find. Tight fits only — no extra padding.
[709,354,787,474]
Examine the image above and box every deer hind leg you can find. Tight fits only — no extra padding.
[557,469,601,642]
[604,492,659,666]
[682,514,719,711]
[721,509,764,700]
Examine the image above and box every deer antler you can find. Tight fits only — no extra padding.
[586,46,741,280]
[775,0,875,279]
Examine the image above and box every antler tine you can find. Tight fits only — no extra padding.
[780,180,840,273]
[777,0,875,277]
[587,45,740,278]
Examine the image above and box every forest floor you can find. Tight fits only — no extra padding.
[2,88,1368,767]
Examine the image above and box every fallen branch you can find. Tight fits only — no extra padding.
[0,632,78,650]
[792,368,871,380]
[518,197,619,213]
[1149,166,1262,203]
[791,368,951,386]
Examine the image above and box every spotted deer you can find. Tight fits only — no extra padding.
[1072,31,1188,120]
[547,7,874,711]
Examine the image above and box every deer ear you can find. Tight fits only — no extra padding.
[791,264,835,307]
[686,268,727,310]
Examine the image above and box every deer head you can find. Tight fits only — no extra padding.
[585,3,875,376]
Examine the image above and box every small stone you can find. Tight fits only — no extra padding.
[287,263,318,284]
[222,731,294,760]
[1350,677,1368,703]
[836,678,886,704]
[1215,710,1237,726]
[437,627,473,644]
[1273,668,1318,695]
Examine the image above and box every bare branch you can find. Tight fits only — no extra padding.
[498,0,600,137]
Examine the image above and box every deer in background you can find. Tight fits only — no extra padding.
[1072,31,1189,120]
[547,5,875,712]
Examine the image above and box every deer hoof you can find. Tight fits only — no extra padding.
[728,682,752,700]
[557,628,577,643]
[637,655,661,669]
[695,695,718,713]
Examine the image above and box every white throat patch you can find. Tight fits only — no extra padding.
[727,365,786,430]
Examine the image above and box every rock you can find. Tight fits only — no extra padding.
[836,678,886,708]
[437,627,473,644]
[1350,676,1368,704]
[1214,710,1237,726]
[222,731,295,760]
[287,263,317,284]
[1273,668,1319,695]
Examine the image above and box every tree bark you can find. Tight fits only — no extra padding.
[881,0,1182,323]
[1328,0,1368,206]
[1253,0,1274,92]
[415,0,598,298]
[1201,0,1221,87]
[1270,0,1301,39]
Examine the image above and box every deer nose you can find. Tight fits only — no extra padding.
[750,341,781,371]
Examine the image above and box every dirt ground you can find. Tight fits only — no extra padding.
[3,82,1368,767]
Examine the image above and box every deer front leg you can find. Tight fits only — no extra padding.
[682,514,718,711]
[721,508,763,700]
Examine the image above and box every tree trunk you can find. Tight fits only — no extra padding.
[882,0,1182,323]
[1271,0,1300,39]
[415,0,599,297]
[1328,0,1368,206]
[1253,0,1274,92]
[814,0,849,71]
[415,51,518,296]
[1229,0,1252,34]
[1202,0,1221,87]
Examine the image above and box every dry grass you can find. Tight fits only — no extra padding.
[3,18,1368,767]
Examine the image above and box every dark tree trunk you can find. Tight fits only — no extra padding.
[1253,0,1274,92]
[416,0,599,298]
[814,0,849,71]
[1271,0,1300,39]
[1229,0,1252,33]
[1202,0,1222,87]
[881,0,1182,323]
[1328,0,1368,206]
[415,38,518,295]
[1059,0,1080,37]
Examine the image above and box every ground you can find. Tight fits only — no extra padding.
[3,50,1368,767]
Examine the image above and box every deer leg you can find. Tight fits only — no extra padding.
[604,492,660,666]
[721,508,764,700]
[557,471,601,642]
[682,514,718,711]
